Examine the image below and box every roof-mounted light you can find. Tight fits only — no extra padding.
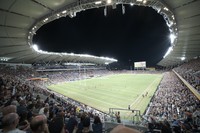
[181,57,185,61]
[0,57,10,61]
[170,34,176,44]
[62,10,67,14]
[130,3,134,6]
[43,18,48,22]
[143,0,147,4]
[95,1,102,5]
[107,0,112,4]
[163,7,169,11]
[163,46,173,58]
[32,44,38,51]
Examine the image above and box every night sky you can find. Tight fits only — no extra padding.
[33,5,170,68]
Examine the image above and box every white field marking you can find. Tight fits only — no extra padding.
[125,77,160,117]
[53,86,123,108]
[96,77,110,80]
[129,77,159,107]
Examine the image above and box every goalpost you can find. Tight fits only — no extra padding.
[108,108,141,124]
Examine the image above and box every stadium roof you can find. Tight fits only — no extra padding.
[0,0,199,66]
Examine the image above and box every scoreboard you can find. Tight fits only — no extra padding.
[134,61,146,68]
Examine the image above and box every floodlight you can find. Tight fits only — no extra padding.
[62,10,67,14]
[163,7,169,11]
[69,12,76,18]
[143,0,147,4]
[169,34,176,43]
[43,18,48,22]
[73,12,76,17]
[181,57,185,61]
[95,1,102,4]
[163,46,173,58]
[130,3,134,6]
[107,0,111,4]
[172,15,175,20]
[32,44,38,51]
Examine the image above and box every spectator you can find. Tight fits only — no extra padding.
[115,111,121,123]
[66,114,78,133]
[30,115,49,133]
[2,105,17,116]
[39,103,49,118]
[49,117,66,133]
[17,99,28,118]
[0,113,25,133]
[76,113,86,132]
[77,117,93,133]
[92,116,102,133]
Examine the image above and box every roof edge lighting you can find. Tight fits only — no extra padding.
[0,57,11,61]
[31,44,117,63]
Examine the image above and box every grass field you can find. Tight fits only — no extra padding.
[48,74,162,117]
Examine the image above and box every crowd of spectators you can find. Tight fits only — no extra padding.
[0,64,107,133]
[145,71,200,132]
[174,58,200,93]
[33,63,104,70]
[40,69,110,85]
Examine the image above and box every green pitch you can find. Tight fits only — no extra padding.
[48,74,162,115]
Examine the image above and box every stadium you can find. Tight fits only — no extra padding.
[0,0,200,133]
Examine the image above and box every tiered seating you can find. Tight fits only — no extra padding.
[0,65,106,133]
[145,71,200,132]
[174,58,200,93]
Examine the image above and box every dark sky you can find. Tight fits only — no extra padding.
[33,5,170,68]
